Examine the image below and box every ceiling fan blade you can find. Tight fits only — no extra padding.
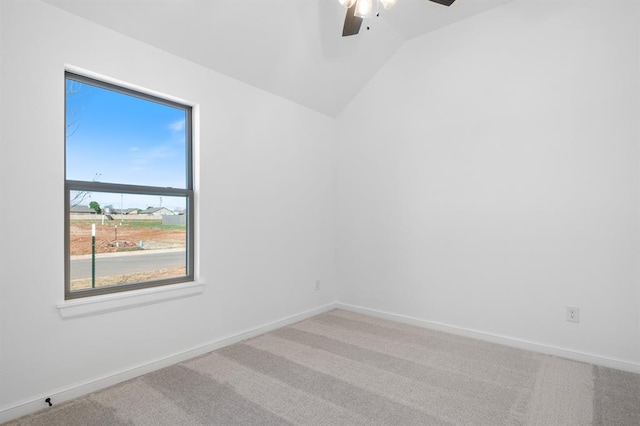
[428,0,456,6]
[342,3,363,37]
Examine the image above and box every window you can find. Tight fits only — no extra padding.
[65,72,193,300]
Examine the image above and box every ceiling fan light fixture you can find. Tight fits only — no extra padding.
[340,0,455,37]
[379,0,397,9]
[338,0,357,8]
[354,0,373,18]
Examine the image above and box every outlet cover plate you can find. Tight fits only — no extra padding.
[566,306,580,323]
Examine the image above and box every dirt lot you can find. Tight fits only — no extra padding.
[69,220,186,256]
[71,266,187,291]
[69,219,187,291]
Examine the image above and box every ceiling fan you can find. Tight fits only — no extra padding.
[340,0,456,37]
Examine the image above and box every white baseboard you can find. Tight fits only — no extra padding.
[4,301,639,423]
[335,302,640,375]
[0,303,337,424]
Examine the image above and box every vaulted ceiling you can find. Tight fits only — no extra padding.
[43,0,513,117]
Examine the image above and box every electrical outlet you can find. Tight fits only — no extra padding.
[566,306,580,323]
[315,280,320,292]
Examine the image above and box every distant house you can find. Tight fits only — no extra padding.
[139,207,175,216]
[112,208,140,215]
[70,205,97,214]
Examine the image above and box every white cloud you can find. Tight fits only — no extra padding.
[168,119,185,133]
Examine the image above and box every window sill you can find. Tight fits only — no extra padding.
[56,281,206,319]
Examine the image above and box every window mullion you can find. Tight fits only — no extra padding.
[66,180,190,197]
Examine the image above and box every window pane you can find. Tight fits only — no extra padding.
[65,77,188,189]
[69,191,188,292]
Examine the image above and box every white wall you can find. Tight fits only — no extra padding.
[0,0,335,416]
[336,0,640,365]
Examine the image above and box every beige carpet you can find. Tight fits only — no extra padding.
[5,309,640,425]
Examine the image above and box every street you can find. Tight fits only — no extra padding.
[70,249,186,280]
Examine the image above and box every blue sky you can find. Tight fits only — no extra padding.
[66,78,187,188]
[66,78,188,210]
